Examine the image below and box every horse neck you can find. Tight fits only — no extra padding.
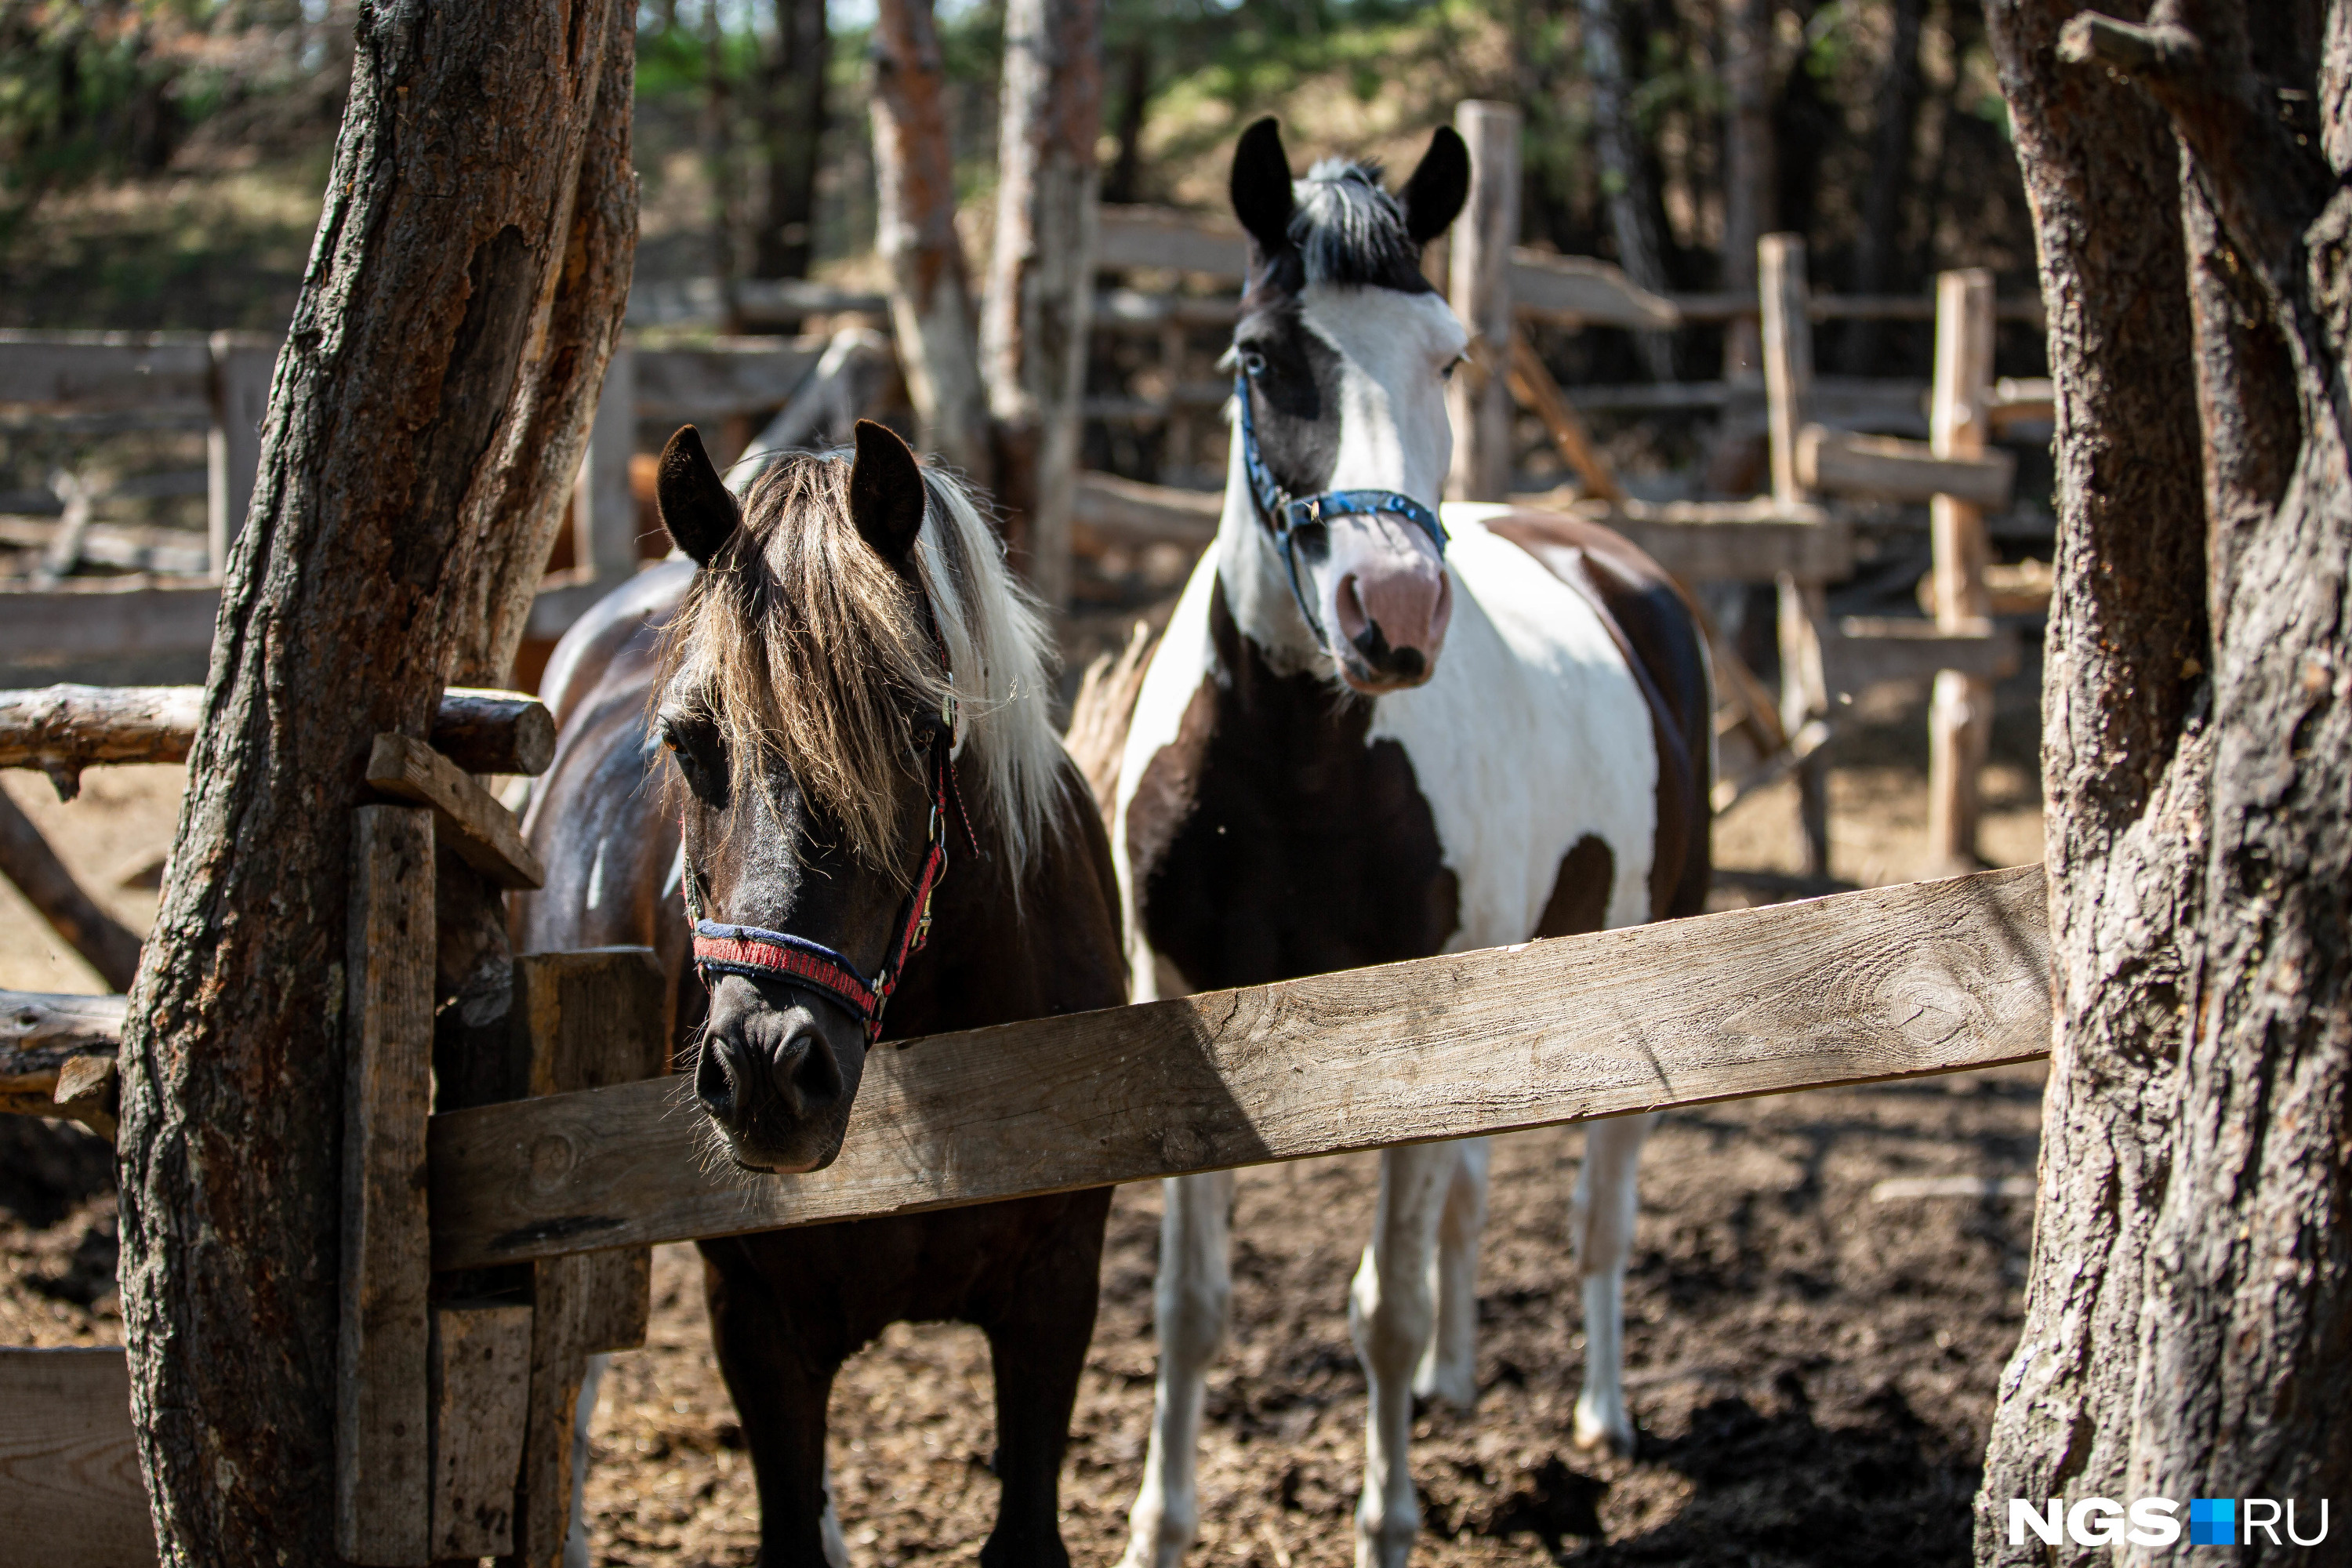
[886,757,1117,1038]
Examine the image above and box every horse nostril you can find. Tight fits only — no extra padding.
[787,1029,845,1110]
[695,1035,741,1118]
[1388,646,1425,681]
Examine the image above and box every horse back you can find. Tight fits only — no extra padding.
[1477,511,1713,920]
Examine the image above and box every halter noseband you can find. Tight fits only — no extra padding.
[679,647,968,1045]
[1233,366,1450,652]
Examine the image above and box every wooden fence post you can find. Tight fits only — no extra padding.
[1447,100,1519,503]
[336,804,437,1565]
[1927,268,1996,870]
[575,340,637,589]
[1759,233,1831,876]
[205,332,274,575]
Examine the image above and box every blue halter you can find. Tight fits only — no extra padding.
[1233,368,1449,652]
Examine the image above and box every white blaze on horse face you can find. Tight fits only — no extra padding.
[1300,285,1467,693]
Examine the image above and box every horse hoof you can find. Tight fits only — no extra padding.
[1570,1404,1637,1458]
[1354,1504,1418,1568]
[1115,1515,1196,1568]
[1411,1362,1479,1407]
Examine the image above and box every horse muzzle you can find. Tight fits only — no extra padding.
[693,973,869,1172]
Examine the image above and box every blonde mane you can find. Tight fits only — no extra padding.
[657,449,1068,881]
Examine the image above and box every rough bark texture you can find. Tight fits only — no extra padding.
[1978,2,2352,1559]
[111,2,637,1561]
[1582,0,1675,380]
[982,0,1102,611]
[754,0,828,280]
[1719,0,1774,378]
[869,0,992,482]
[1842,0,1926,372]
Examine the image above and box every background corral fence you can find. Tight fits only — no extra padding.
[0,679,2055,1562]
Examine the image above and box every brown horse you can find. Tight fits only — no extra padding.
[514,421,1125,1566]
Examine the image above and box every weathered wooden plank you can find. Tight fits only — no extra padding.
[365,733,546,891]
[0,685,554,779]
[1507,248,1679,331]
[512,947,667,1353]
[428,1299,533,1561]
[1072,471,1221,549]
[1760,234,1815,508]
[1987,376,2056,429]
[0,581,222,663]
[1827,617,2020,691]
[512,1253,596,1568]
[0,331,215,409]
[206,332,275,569]
[430,866,2053,1272]
[0,1348,156,1567]
[1447,102,1519,503]
[336,805,437,1566]
[1094,205,1249,278]
[1798,425,2016,510]
[631,339,823,421]
[1541,497,1853,585]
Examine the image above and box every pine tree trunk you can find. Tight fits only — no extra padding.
[982,0,1102,611]
[1842,0,1925,372]
[112,4,636,1560]
[1581,0,1675,380]
[869,0,992,482]
[1978,2,2352,1559]
[754,0,828,280]
[1719,0,1773,377]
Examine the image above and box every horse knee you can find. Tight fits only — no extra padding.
[1348,1254,1433,1373]
[1156,1273,1230,1368]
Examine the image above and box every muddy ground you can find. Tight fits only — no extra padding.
[0,673,2047,1566]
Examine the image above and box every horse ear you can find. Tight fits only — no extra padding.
[848,419,926,570]
[1229,116,1294,256]
[1399,125,1471,247]
[656,426,740,568]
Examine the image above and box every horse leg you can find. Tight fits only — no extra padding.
[1570,1111,1657,1456]
[702,1245,846,1568]
[563,1352,610,1568]
[1117,1170,1236,1568]
[1350,1141,1456,1568]
[978,1196,1108,1568]
[1412,1135,1490,1406]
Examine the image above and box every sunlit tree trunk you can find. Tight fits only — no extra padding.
[112,4,635,1560]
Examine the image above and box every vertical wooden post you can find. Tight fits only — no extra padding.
[574,339,637,588]
[506,948,668,1566]
[428,1300,533,1560]
[1719,0,1774,379]
[336,805,437,1566]
[1927,267,1996,871]
[1446,100,1520,503]
[205,332,274,575]
[1759,233,1832,876]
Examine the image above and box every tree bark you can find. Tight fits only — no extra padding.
[1978,2,2351,1559]
[982,0,1102,611]
[1842,0,1926,372]
[1719,0,1774,377]
[754,0,828,280]
[1102,34,1151,206]
[111,3,636,1561]
[1583,0,1676,380]
[869,0,993,483]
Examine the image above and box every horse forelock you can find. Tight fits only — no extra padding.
[1246,158,1434,302]
[655,450,1066,885]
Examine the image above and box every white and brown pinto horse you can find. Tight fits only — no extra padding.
[1110,121,1713,1568]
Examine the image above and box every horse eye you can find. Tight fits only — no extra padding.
[1240,348,1269,377]
[1442,354,1465,382]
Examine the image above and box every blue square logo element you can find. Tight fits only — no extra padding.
[2190,1498,2237,1546]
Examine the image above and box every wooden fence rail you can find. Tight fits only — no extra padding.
[428,864,2051,1272]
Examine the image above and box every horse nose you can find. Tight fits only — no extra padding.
[1334,564,1452,684]
[696,976,849,1125]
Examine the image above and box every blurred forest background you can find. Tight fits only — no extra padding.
[0,0,2034,385]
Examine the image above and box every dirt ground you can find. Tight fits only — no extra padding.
[0,673,2048,1566]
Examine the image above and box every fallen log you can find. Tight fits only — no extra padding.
[0,684,557,789]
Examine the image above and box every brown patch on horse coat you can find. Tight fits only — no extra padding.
[1125,579,1459,991]
[1537,835,1615,938]
[1483,514,1713,922]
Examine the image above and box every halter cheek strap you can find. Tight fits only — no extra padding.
[1234,367,1450,652]
[680,695,962,1045]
